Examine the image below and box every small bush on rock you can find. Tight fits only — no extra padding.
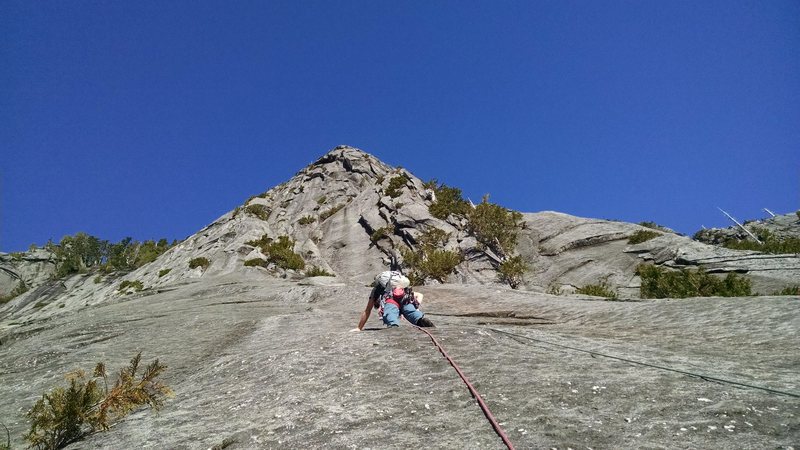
[385,174,410,198]
[721,227,800,254]
[628,229,662,244]
[118,280,143,293]
[426,180,471,220]
[189,257,210,270]
[298,216,316,225]
[774,285,800,296]
[24,353,172,450]
[158,268,171,277]
[247,234,305,271]
[305,266,334,277]
[467,195,523,257]
[400,228,462,284]
[636,264,752,298]
[319,204,344,221]
[244,258,268,268]
[370,225,395,243]
[265,236,305,270]
[638,221,672,232]
[498,256,529,289]
[577,280,618,299]
[244,204,271,221]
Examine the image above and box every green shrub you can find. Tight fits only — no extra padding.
[400,228,462,284]
[93,275,103,284]
[244,204,271,221]
[427,180,471,220]
[721,227,800,254]
[636,264,752,298]
[577,279,618,299]
[375,175,385,185]
[467,195,523,256]
[796,210,800,221]
[320,204,344,221]
[118,280,144,292]
[774,285,800,296]
[265,236,305,270]
[245,235,270,248]
[246,234,305,270]
[628,229,662,244]
[189,257,210,270]
[305,266,334,277]
[402,248,462,285]
[0,281,28,304]
[24,353,171,450]
[298,216,316,225]
[638,221,671,232]
[316,196,327,205]
[370,225,395,243]
[52,234,177,277]
[244,258,268,268]
[385,174,409,198]
[158,268,172,277]
[497,256,529,289]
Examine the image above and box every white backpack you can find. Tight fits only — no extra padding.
[373,270,410,290]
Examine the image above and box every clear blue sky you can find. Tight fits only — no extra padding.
[2,1,798,252]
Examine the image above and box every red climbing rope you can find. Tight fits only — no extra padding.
[414,325,516,450]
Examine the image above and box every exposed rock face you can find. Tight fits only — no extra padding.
[0,146,491,324]
[694,211,800,245]
[516,212,800,297]
[1,146,799,449]
[2,146,799,326]
[0,249,57,297]
[0,274,797,449]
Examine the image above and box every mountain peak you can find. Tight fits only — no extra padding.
[310,145,391,177]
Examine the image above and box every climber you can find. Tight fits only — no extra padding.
[350,255,434,331]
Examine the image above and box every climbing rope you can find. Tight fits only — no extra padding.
[413,325,516,450]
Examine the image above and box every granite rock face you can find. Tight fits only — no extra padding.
[694,211,800,245]
[1,274,797,449]
[0,249,57,297]
[2,146,799,326]
[1,146,799,449]
[515,212,800,297]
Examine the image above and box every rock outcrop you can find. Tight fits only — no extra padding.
[0,249,56,297]
[1,146,799,449]
[3,146,799,326]
[517,212,800,297]
[1,274,797,449]
[694,211,800,245]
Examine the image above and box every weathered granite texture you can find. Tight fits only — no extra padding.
[0,274,797,449]
[1,146,799,449]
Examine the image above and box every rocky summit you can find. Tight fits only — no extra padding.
[1,146,798,449]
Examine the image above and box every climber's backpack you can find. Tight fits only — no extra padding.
[371,270,418,309]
